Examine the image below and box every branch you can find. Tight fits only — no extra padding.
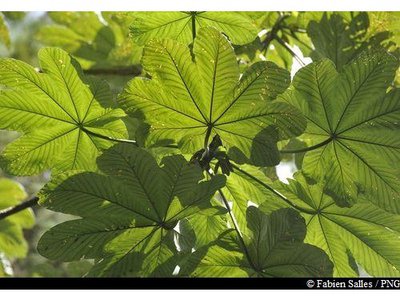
[282,28,313,51]
[230,164,315,215]
[275,35,306,67]
[262,13,290,55]
[280,137,332,154]
[0,196,39,221]
[83,65,142,77]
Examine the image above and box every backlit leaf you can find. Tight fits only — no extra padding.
[0,47,129,175]
[119,27,305,167]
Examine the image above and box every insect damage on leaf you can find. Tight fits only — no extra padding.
[0,47,130,175]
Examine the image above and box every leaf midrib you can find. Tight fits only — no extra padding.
[162,46,208,123]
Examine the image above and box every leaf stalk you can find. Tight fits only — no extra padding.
[230,164,315,215]
[206,169,257,271]
[280,137,332,154]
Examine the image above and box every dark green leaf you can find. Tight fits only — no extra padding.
[38,144,225,276]
[186,207,333,277]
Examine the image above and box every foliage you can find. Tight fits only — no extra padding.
[282,49,400,210]
[0,47,130,175]
[0,11,399,278]
[119,27,305,167]
[0,178,34,260]
[130,12,258,46]
[0,14,10,49]
[36,12,141,70]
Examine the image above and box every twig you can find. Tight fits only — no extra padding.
[275,35,306,67]
[0,196,39,221]
[262,13,290,56]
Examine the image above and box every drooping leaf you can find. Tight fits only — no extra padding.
[0,178,34,258]
[183,207,333,277]
[37,144,225,277]
[36,12,141,69]
[282,49,400,211]
[0,47,129,175]
[119,27,306,167]
[266,172,400,277]
[130,11,258,46]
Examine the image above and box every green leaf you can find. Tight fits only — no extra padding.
[282,49,400,211]
[37,144,225,276]
[368,12,400,47]
[186,207,333,277]
[186,206,228,248]
[0,178,34,258]
[0,47,129,175]
[223,164,288,229]
[307,13,392,70]
[130,12,258,46]
[2,12,25,21]
[119,27,305,167]
[0,14,10,49]
[36,12,141,69]
[270,173,400,277]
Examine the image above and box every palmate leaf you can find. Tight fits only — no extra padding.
[130,11,258,46]
[0,47,129,175]
[37,144,225,277]
[0,178,34,258]
[228,164,400,277]
[265,173,400,277]
[282,49,400,211]
[36,12,141,69]
[119,27,306,167]
[182,207,332,277]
